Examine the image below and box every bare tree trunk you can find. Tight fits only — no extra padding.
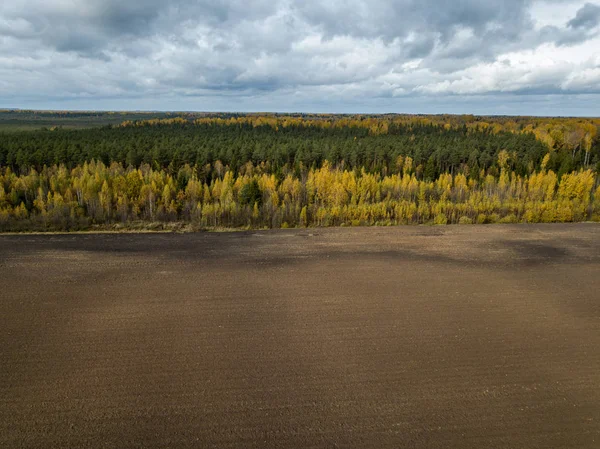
[585,150,590,167]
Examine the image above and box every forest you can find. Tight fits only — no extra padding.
[0,112,598,231]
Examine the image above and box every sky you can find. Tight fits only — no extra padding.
[1,0,600,115]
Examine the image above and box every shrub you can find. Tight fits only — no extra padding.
[499,214,518,224]
[488,213,500,224]
[434,213,448,225]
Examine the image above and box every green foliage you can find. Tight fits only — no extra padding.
[239,180,262,206]
[0,117,563,176]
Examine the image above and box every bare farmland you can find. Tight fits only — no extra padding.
[1,224,599,448]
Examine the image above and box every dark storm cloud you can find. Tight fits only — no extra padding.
[568,2,600,28]
[0,0,538,61]
[297,0,531,40]
[539,2,600,46]
[405,36,437,59]
[0,0,277,57]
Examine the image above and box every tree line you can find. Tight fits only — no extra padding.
[0,156,598,231]
[0,115,598,231]
[2,120,596,177]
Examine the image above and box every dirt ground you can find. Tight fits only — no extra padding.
[1,224,599,448]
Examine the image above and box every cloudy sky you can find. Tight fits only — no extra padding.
[1,0,600,115]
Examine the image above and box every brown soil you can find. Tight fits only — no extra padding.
[1,224,599,448]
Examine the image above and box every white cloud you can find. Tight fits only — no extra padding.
[529,0,588,28]
[0,0,599,114]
